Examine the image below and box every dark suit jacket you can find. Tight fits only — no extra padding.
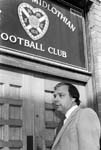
[52,107,101,150]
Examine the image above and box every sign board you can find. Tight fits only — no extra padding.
[0,0,87,69]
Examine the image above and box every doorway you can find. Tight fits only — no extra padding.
[0,69,88,150]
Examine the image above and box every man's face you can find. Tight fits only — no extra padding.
[53,85,73,114]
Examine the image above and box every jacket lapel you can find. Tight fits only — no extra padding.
[52,107,80,149]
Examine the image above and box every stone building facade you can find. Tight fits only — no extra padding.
[87,0,101,121]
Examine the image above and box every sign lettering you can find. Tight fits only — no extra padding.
[0,0,86,69]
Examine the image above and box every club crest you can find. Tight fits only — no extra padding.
[18,3,49,40]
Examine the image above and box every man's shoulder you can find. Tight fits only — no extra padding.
[79,107,99,119]
[80,107,95,112]
[77,107,101,131]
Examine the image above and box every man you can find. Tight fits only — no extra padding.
[52,82,101,150]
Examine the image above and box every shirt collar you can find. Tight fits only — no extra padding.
[64,105,78,124]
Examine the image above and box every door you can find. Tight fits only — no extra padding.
[0,69,88,150]
[0,69,24,150]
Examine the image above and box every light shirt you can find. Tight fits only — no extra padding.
[64,105,78,124]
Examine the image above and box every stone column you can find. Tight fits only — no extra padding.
[87,0,101,120]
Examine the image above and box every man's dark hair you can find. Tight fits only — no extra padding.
[54,82,80,105]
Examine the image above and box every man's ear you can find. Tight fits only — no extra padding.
[72,98,75,102]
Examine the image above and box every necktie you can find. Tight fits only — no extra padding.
[56,116,66,136]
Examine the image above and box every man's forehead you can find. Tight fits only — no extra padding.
[55,85,69,92]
